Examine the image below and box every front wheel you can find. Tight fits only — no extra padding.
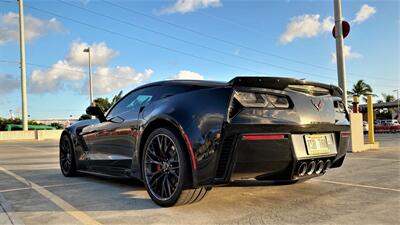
[142,128,208,207]
[59,134,77,177]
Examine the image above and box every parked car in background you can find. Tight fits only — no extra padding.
[363,121,368,134]
[375,119,400,133]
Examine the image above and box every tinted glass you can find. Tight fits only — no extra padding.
[108,86,156,118]
[107,84,195,118]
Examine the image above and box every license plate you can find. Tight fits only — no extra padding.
[304,135,330,155]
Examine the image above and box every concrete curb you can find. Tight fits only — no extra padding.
[0,130,62,141]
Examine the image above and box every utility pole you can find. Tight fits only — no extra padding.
[83,48,93,104]
[334,0,348,110]
[18,0,28,131]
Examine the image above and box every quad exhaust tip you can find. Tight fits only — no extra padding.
[306,161,316,175]
[323,160,332,172]
[298,159,331,177]
[298,162,307,177]
[315,160,324,174]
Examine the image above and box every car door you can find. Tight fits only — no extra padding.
[82,87,157,174]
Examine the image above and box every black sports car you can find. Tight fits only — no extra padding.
[59,76,350,207]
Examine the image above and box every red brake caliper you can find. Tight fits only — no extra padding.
[156,164,161,172]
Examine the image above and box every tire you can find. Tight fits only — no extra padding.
[59,134,77,177]
[141,127,208,207]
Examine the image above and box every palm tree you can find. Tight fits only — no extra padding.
[349,80,374,97]
[348,80,376,102]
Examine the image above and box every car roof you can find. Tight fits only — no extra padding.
[138,80,228,88]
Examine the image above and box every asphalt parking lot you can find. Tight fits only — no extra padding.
[0,134,399,225]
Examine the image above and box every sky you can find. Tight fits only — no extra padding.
[0,0,399,119]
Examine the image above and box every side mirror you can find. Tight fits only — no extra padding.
[86,106,106,122]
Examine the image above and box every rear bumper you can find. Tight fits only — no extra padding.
[212,123,350,184]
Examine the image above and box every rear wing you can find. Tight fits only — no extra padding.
[228,76,343,97]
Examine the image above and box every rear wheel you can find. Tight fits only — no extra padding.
[59,134,77,177]
[142,128,208,207]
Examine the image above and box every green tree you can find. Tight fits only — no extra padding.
[348,80,376,102]
[78,114,92,121]
[349,80,374,97]
[94,97,112,112]
[0,117,45,131]
[50,122,63,129]
[382,93,395,103]
[79,91,123,120]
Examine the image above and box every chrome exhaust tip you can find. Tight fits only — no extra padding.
[315,160,324,174]
[307,161,316,175]
[323,160,332,172]
[298,162,307,177]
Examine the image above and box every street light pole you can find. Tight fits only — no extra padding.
[83,48,93,104]
[333,0,348,110]
[18,0,28,131]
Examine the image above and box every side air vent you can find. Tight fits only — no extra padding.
[215,135,236,179]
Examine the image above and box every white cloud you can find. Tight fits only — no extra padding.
[67,41,119,66]
[89,66,153,94]
[0,12,62,45]
[279,14,334,44]
[159,0,221,14]
[170,70,204,80]
[353,4,376,24]
[30,60,85,93]
[0,74,19,94]
[330,45,362,63]
[29,41,153,94]
[280,4,377,44]
[321,16,334,32]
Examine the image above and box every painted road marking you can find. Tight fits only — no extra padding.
[348,157,400,162]
[315,179,400,192]
[0,167,102,225]
[0,182,90,193]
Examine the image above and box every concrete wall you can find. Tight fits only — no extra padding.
[0,130,63,141]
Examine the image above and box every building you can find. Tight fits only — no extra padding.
[359,100,400,122]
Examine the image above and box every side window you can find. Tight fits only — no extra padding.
[107,86,158,118]
[107,84,195,118]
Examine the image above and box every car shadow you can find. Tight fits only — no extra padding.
[0,168,160,212]
[225,179,301,187]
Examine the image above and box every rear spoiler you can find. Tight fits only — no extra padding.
[228,76,343,97]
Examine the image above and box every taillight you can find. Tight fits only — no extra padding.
[233,91,290,109]
[242,134,286,141]
[341,131,351,138]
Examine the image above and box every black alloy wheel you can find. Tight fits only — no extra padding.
[142,128,209,207]
[59,134,76,177]
[144,130,181,203]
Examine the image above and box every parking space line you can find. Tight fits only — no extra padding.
[0,182,90,193]
[315,179,400,192]
[348,157,400,162]
[0,167,102,225]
